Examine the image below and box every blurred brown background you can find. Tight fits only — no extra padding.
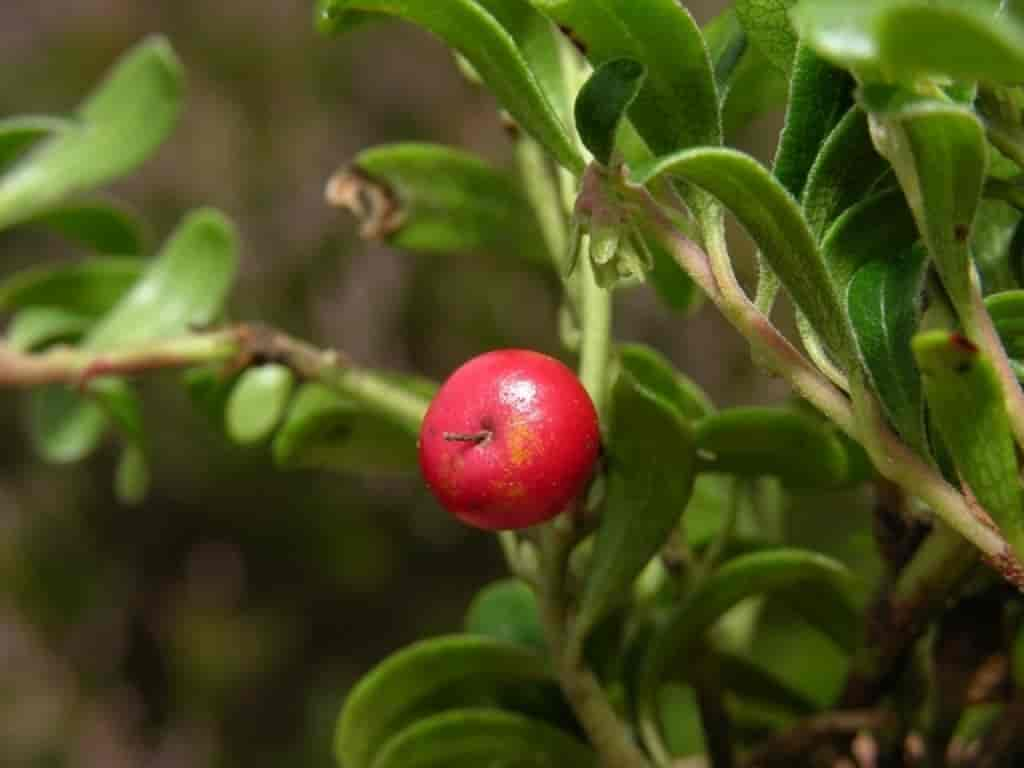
[0,1,792,766]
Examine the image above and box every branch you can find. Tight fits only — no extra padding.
[639,192,1024,591]
[0,323,427,432]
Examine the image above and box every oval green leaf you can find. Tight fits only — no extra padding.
[637,548,858,761]
[335,634,551,768]
[802,108,890,242]
[575,365,696,641]
[465,579,545,653]
[0,257,143,317]
[473,0,573,128]
[373,708,597,768]
[272,378,432,474]
[694,406,856,489]
[847,246,928,454]
[329,143,550,265]
[618,342,714,422]
[0,37,183,230]
[6,307,93,352]
[225,364,296,445]
[531,0,721,189]
[85,209,238,350]
[869,102,987,316]
[574,57,646,166]
[632,148,851,361]
[913,330,1024,559]
[819,186,919,299]
[0,115,70,173]
[26,200,146,255]
[316,0,582,173]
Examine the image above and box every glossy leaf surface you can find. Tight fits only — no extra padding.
[373,708,597,768]
[0,258,143,317]
[464,579,545,652]
[335,635,550,768]
[695,406,857,489]
[0,38,183,230]
[913,330,1024,555]
[847,246,928,454]
[575,365,696,639]
[273,380,431,474]
[225,364,296,445]
[316,0,582,173]
[633,148,850,360]
[574,57,645,166]
[27,200,145,255]
[531,0,721,158]
[870,102,987,315]
[638,548,858,760]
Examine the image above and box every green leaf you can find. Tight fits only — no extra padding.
[870,102,987,316]
[617,343,714,422]
[972,199,1021,294]
[273,379,432,473]
[530,0,721,162]
[736,0,798,74]
[694,406,856,489]
[372,708,598,768]
[703,8,746,88]
[986,290,1024,355]
[0,257,143,317]
[330,143,549,265]
[28,385,108,463]
[913,330,1024,557]
[773,44,854,204]
[716,651,817,717]
[6,307,93,352]
[575,366,696,640]
[335,635,551,768]
[637,549,858,760]
[472,0,573,128]
[0,38,183,230]
[316,0,582,174]
[225,364,296,445]
[465,579,545,653]
[114,442,149,506]
[632,148,851,361]
[22,211,235,492]
[720,38,790,140]
[85,209,238,350]
[574,58,646,166]
[820,187,920,299]
[183,364,239,429]
[26,200,146,255]
[657,685,706,758]
[0,116,70,172]
[802,108,889,242]
[882,2,1024,83]
[847,246,929,454]
[28,377,142,465]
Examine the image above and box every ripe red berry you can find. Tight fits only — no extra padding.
[418,349,601,530]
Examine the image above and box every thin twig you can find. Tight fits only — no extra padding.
[0,323,427,432]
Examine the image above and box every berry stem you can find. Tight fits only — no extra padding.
[442,430,491,443]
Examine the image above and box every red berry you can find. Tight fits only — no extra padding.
[418,349,601,530]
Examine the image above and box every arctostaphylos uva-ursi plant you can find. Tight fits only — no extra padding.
[6,1,1024,766]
